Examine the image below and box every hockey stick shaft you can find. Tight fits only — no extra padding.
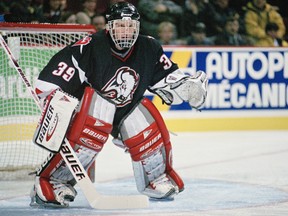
[0,34,148,209]
[0,35,41,109]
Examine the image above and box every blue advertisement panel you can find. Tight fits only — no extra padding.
[159,47,288,111]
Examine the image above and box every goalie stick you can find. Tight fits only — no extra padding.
[0,34,149,209]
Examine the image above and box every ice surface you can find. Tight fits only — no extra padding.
[1,131,288,216]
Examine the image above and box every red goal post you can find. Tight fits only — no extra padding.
[0,23,96,180]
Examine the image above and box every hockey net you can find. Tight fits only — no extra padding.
[0,23,96,180]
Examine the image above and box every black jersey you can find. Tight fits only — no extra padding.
[38,30,178,136]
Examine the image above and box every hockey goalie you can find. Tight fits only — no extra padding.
[29,2,208,208]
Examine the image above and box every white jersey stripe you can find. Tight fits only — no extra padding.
[72,55,87,83]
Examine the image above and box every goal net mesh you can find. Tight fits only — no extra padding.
[0,23,95,180]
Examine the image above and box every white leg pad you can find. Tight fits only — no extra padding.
[132,149,177,199]
[119,99,183,199]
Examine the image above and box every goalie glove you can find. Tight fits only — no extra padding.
[149,70,208,109]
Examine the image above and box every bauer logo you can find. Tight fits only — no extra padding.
[61,144,85,180]
[94,119,104,127]
[143,129,152,139]
[82,128,107,142]
[139,133,161,152]
[38,105,54,143]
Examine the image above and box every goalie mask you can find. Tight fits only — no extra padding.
[106,2,140,49]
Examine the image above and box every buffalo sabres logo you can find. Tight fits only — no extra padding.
[72,36,92,53]
[72,36,92,47]
[101,67,139,107]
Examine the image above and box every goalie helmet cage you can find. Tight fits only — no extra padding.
[0,23,96,180]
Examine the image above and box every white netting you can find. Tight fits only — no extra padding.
[0,23,96,180]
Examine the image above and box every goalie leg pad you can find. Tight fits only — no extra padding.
[67,87,116,152]
[31,141,98,208]
[31,143,97,207]
[31,87,116,207]
[119,98,184,199]
[141,98,184,194]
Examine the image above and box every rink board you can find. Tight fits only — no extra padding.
[164,116,288,132]
[1,47,287,138]
[0,113,287,142]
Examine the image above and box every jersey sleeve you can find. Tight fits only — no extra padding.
[37,35,93,97]
[149,38,179,86]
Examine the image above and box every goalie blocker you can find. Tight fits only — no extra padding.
[33,89,79,153]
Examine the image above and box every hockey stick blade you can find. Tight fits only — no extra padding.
[60,141,149,209]
[0,34,149,210]
[78,177,149,209]
[91,194,149,210]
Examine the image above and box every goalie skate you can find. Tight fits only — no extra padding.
[30,177,77,208]
[145,174,178,200]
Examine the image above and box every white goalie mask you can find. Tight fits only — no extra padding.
[106,2,140,49]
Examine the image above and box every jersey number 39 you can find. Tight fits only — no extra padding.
[52,62,75,82]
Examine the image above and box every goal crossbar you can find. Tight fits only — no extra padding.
[0,22,97,33]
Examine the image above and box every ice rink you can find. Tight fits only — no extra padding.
[1,130,288,216]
